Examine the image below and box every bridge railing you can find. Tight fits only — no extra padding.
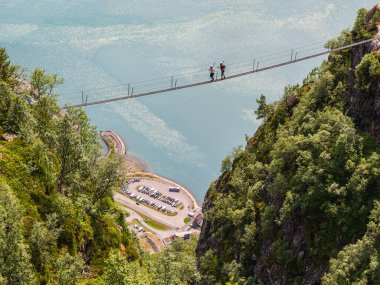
[59,37,374,108]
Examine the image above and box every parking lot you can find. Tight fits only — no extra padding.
[116,177,195,229]
[121,182,184,215]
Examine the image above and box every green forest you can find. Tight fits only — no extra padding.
[1,5,380,285]
[197,7,380,285]
[0,48,199,284]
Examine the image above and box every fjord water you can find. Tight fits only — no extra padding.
[0,1,371,201]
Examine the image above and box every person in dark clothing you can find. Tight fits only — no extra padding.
[219,61,226,79]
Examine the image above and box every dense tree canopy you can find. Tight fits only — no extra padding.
[197,10,380,284]
[0,47,201,285]
[0,48,138,284]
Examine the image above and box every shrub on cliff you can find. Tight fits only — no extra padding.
[355,52,380,93]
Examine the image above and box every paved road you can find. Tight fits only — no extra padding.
[100,131,126,157]
[115,193,177,228]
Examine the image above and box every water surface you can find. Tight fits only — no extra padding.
[0,0,372,201]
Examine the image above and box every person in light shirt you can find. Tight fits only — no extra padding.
[209,64,215,81]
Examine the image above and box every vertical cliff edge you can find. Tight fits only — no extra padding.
[197,5,380,285]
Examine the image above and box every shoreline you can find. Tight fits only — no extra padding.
[101,130,148,173]
[100,131,126,157]
[100,131,200,209]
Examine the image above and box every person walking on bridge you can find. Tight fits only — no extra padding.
[209,64,216,82]
[219,61,226,80]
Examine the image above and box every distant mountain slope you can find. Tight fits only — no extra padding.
[197,5,380,285]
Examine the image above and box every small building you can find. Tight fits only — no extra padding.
[173,231,193,239]
[192,213,203,228]
[163,237,172,245]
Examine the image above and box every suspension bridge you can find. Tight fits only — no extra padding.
[61,37,375,109]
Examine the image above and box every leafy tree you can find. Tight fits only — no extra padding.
[55,113,83,194]
[0,48,141,284]
[145,236,200,285]
[220,145,243,173]
[220,154,233,173]
[55,252,84,285]
[355,52,380,92]
[0,48,17,88]
[199,250,218,284]
[254,94,271,120]
[31,141,59,193]
[30,68,63,98]
[31,94,61,146]
[30,214,62,277]
[103,251,152,285]
[324,29,352,50]
[322,201,380,284]
[0,181,35,284]
[91,154,125,204]
[0,82,29,133]
[352,8,368,40]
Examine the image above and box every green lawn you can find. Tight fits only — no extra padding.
[123,205,172,231]
[131,219,151,232]
[136,212,171,231]
[141,215,171,231]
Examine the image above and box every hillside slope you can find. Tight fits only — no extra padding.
[0,49,139,284]
[197,6,380,285]
[0,48,201,285]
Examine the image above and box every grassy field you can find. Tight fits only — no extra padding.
[184,217,191,224]
[140,214,171,231]
[123,205,172,231]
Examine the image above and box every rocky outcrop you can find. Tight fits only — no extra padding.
[347,15,380,145]
[366,3,380,24]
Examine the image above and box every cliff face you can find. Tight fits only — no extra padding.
[348,27,380,144]
[197,6,380,285]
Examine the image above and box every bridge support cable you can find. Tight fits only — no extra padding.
[61,38,374,109]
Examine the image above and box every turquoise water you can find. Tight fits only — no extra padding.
[0,0,372,202]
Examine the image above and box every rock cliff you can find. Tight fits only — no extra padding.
[197,5,380,284]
